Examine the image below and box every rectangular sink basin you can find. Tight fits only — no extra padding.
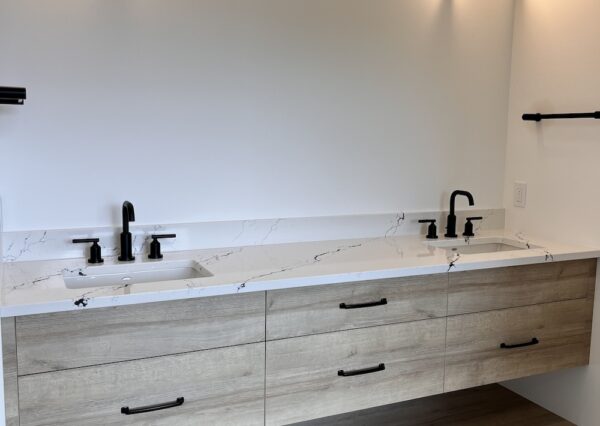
[63,260,213,289]
[427,237,537,255]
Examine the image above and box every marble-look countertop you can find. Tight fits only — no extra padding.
[1,230,599,317]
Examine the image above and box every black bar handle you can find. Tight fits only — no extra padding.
[466,216,483,221]
[418,219,435,224]
[121,397,184,415]
[340,298,387,310]
[500,337,539,349]
[338,363,385,377]
[72,238,100,244]
[151,233,176,240]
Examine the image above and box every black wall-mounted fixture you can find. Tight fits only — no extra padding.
[0,86,26,105]
[522,111,600,122]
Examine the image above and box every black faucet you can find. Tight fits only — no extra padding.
[118,201,136,261]
[445,190,475,238]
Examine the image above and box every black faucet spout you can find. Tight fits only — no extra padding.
[445,190,475,238]
[449,190,474,216]
[122,201,135,233]
[118,201,136,261]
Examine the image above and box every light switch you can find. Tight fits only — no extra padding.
[514,182,527,208]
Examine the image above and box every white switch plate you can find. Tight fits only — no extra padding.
[514,182,527,208]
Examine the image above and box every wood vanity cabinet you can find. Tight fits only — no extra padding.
[443,259,596,393]
[2,259,597,426]
[263,259,596,424]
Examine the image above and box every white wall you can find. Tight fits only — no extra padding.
[0,0,515,232]
[502,1,600,425]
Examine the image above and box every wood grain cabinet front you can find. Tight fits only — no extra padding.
[5,259,597,426]
[445,298,593,392]
[265,318,447,425]
[18,343,265,426]
[15,292,265,375]
[2,318,19,426]
[448,259,596,315]
[266,274,448,340]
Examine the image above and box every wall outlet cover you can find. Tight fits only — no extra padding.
[514,182,527,208]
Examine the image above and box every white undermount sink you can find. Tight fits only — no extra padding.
[427,237,538,255]
[63,260,213,289]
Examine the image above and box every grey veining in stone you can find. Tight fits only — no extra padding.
[2,209,505,263]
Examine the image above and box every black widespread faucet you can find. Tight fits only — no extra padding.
[445,190,475,238]
[118,201,136,261]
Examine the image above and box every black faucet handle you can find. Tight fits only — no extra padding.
[73,238,100,244]
[151,234,176,240]
[463,217,483,237]
[73,238,104,264]
[418,219,438,240]
[149,234,176,260]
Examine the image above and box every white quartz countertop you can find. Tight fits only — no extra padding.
[2,230,599,317]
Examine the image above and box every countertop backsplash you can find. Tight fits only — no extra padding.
[1,209,504,263]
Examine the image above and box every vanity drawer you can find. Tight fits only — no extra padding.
[445,299,593,392]
[448,259,596,315]
[266,274,447,339]
[16,292,265,375]
[18,343,265,426]
[266,318,446,425]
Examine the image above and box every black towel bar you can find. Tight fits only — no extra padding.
[0,86,26,105]
[523,111,600,121]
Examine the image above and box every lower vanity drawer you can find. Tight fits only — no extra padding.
[265,318,446,425]
[445,298,593,392]
[18,343,265,426]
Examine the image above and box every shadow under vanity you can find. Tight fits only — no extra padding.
[2,258,595,425]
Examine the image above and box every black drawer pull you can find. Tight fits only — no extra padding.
[339,298,388,310]
[500,337,539,349]
[338,363,386,377]
[121,397,184,415]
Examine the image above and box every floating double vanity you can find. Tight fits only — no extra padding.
[0,209,598,425]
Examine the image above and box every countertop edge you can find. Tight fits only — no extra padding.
[2,248,598,318]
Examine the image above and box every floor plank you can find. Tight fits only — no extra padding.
[293,384,572,426]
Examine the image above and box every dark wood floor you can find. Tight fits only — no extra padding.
[294,384,573,426]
